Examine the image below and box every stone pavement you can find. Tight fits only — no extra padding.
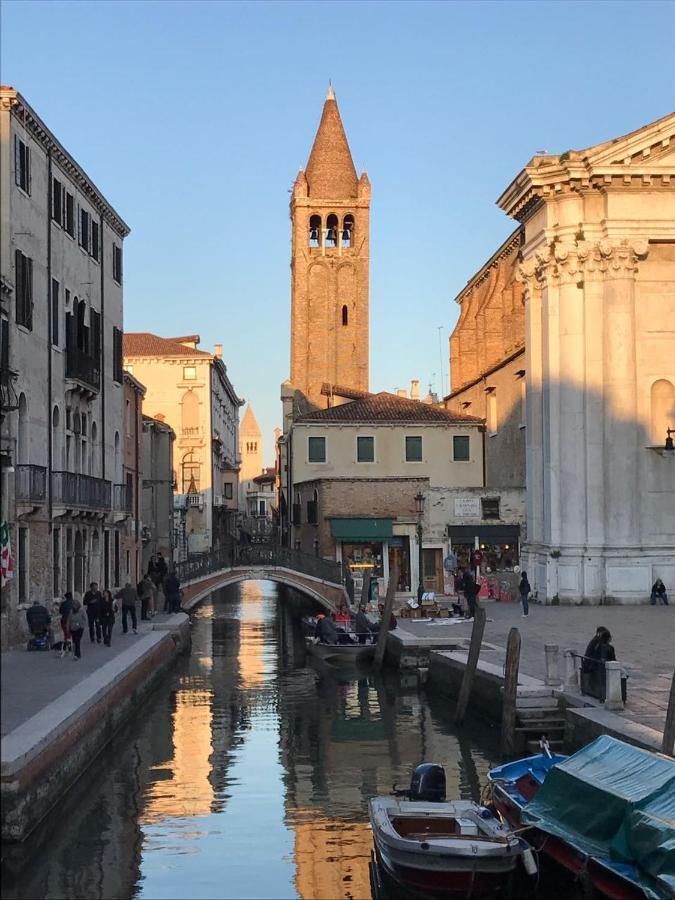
[1,612,175,736]
[400,601,675,734]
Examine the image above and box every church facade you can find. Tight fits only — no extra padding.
[450,112,675,604]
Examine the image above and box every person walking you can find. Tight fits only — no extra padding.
[68,598,87,660]
[99,590,117,646]
[164,569,181,614]
[115,582,139,634]
[519,571,532,618]
[83,581,103,643]
[58,592,74,657]
[137,574,154,621]
[156,552,168,585]
[462,568,478,619]
[650,578,669,605]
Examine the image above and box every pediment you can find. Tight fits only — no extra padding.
[581,112,675,172]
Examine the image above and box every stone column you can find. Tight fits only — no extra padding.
[520,263,544,547]
[600,240,647,547]
[544,643,560,686]
[604,661,624,710]
[564,648,578,690]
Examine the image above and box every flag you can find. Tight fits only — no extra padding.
[1,520,14,587]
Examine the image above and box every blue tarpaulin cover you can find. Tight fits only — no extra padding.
[522,735,675,899]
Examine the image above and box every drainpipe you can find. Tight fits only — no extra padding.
[47,151,53,529]
[481,424,486,487]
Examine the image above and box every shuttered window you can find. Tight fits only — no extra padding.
[52,177,64,224]
[113,327,123,383]
[15,250,33,330]
[112,244,123,284]
[65,192,75,237]
[90,309,101,359]
[91,220,100,262]
[14,136,31,194]
[79,208,91,252]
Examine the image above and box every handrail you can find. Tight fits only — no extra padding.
[175,541,343,586]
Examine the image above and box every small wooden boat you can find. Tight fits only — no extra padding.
[488,737,675,900]
[369,764,531,899]
[304,636,375,665]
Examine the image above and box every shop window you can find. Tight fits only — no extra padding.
[453,435,470,462]
[357,435,374,462]
[481,497,500,520]
[308,436,326,463]
[405,435,423,462]
[343,542,384,579]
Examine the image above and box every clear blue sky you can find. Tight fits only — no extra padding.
[3,0,674,464]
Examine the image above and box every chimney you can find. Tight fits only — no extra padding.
[410,379,420,400]
[396,388,408,398]
[214,343,223,359]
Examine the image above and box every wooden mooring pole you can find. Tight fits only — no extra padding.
[360,573,372,608]
[454,606,486,725]
[501,627,521,757]
[662,668,675,756]
[373,566,398,672]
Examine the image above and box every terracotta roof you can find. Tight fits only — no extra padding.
[124,332,211,358]
[295,392,483,425]
[320,382,372,400]
[305,88,358,198]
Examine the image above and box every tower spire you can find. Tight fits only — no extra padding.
[305,86,357,198]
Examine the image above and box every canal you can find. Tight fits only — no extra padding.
[2,582,510,899]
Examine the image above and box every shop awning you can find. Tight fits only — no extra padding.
[448,524,520,544]
[330,518,393,541]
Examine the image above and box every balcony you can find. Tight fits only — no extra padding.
[15,464,47,509]
[65,345,100,393]
[113,482,132,514]
[52,471,111,511]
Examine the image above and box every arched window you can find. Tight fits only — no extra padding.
[182,452,200,494]
[309,214,321,248]
[114,431,121,483]
[52,405,61,469]
[342,305,349,326]
[18,393,29,464]
[325,213,338,248]
[341,214,354,248]
[181,390,200,435]
[651,379,675,444]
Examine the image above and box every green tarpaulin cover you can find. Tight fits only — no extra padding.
[523,735,675,899]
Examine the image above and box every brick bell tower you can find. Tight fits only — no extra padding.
[290,86,370,407]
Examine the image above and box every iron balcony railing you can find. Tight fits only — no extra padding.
[52,471,111,509]
[15,464,47,503]
[113,482,132,513]
[65,344,100,391]
[175,541,343,586]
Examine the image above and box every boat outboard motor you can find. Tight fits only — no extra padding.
[409,763,446,802]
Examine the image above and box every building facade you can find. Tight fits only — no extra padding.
[283,389,484,599]
[123,333,243,560]
[0,87,129,646]
[140,415,175,572]
[238,404,263,508]
[121,373,145,586]
[290,87,370,408]
[452,112,675,604]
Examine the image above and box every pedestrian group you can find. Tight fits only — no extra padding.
[25,551,183,661]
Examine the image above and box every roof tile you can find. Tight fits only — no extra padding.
[296,392,483,425]
[124,332,211,358]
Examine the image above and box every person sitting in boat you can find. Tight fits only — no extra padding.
[354,606,376,644]
[331,612,355,645]
[314,613,338,644]
[377,602,397,632]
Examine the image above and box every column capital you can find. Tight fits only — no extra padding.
[518,238,650,288]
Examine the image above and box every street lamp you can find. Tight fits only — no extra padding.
[415,492,425,602]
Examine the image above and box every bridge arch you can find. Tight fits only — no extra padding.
[183,566,346,614]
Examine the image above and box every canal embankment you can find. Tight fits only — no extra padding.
[387,604,672,756]
[1,612,190,842]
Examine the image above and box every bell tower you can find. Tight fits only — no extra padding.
[290,86,370,407]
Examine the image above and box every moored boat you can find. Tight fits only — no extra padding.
[369,764,531,899]
[488,736,675,900]
[304,636,375,665]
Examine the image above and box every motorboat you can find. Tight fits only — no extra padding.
[488,736,675,900]
[304,635,375,666]
[369,763,532,899]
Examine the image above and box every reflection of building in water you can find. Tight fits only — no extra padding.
[291,813,372,900]
[237,581,267,689]
[279,674,496,899]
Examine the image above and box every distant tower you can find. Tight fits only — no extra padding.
[290,86,370,407]
[239,405,263,508]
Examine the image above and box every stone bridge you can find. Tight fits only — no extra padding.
[177,544,347,613]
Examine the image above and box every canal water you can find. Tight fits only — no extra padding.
[2,582,519,899]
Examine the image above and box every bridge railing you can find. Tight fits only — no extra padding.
[175,541,343,586]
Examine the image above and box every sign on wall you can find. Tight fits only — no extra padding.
[454,498,481,518]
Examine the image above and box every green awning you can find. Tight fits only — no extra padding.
[330,517,393,541]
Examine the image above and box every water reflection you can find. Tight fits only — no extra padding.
[1,581,502,900]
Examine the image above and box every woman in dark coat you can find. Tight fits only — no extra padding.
[98,590,117,647]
